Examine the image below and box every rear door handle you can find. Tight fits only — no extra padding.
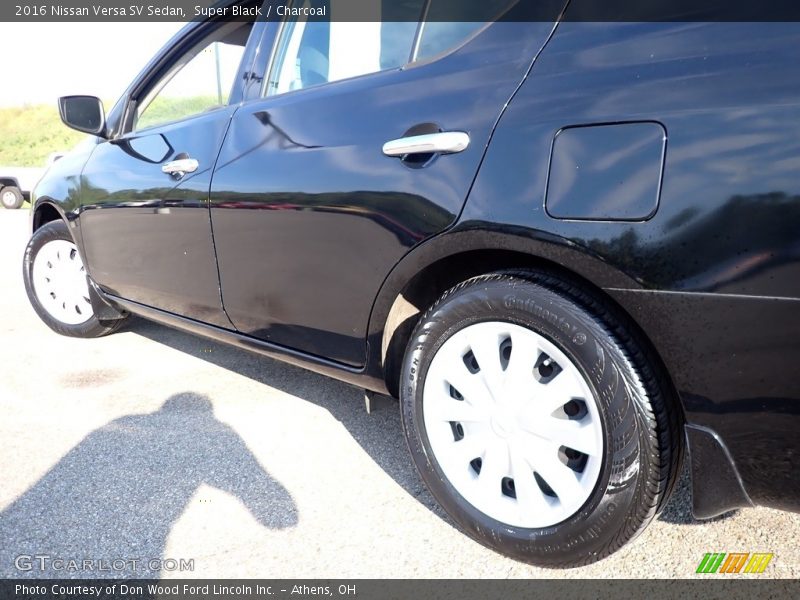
[161,157,199,178]
[382,131,470,157]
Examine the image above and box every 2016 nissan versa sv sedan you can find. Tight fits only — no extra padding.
[22,1,800,568]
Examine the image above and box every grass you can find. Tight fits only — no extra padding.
[0,104,86,167]
[0,96,222,167]
[136,95,222,130]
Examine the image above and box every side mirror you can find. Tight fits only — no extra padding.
[58,95,106,137]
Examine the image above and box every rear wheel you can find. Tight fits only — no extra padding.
[1,186,24,209]
[400,272,680,567]
[23,220,126,337]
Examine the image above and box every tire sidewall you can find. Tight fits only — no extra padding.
[400,276,655,566]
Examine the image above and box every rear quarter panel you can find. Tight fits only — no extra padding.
[462,22,800,510]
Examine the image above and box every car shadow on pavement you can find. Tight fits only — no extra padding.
[0,391,297,578]
[126,317,715,529]
[126,318,448,517]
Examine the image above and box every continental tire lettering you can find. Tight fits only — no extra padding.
[528,505,618,555]
[503,294,585,342]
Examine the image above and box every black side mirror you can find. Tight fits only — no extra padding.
[58,95,106,137]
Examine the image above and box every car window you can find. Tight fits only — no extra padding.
[265,0,424,96]
[414,0,514,61]
[134,21,253,131]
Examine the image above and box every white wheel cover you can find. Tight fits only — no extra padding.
[31,239,94,325]
[422,321,604,528]
[2,190,18,206]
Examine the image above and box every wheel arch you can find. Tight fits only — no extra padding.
[371,226,686,513]
[368,227,678,409]
[0,177,20,188]
[32,200,67,232]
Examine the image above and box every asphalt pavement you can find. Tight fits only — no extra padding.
[0,209,798,578]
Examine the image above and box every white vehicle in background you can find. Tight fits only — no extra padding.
[1,153,65,209]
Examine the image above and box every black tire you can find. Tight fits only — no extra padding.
[400,271,681,567]
[1,186,24,209]
[23,220,126,338]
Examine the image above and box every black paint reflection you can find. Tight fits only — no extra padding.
[584,191,800,297]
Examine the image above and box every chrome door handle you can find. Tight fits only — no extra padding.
[382,131,470,157]
[161,158,199,177]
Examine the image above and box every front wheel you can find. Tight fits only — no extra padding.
[400,272,679,567]
[23,220,126,338]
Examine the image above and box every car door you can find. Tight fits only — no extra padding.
[209,0,562,365]
[78,17,261,327]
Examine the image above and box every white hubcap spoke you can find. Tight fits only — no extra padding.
[535,373,586,414]
[476,438,509,502]
[435,352,493,410]
[502,330,540,397]
[423,321,604,528]
[448,431,488,465]
[515,436,584,500]
[31,239,94,325]
[428,388,487,423]
[509,446,551,514]
[521,415,601,457]
[465,327,506,394]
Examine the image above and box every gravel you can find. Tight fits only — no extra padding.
[1,209,798,579]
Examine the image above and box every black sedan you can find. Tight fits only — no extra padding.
[23,0,800,567]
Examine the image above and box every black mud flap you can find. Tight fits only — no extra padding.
[686,424,754,519]
[86,277,128,321]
